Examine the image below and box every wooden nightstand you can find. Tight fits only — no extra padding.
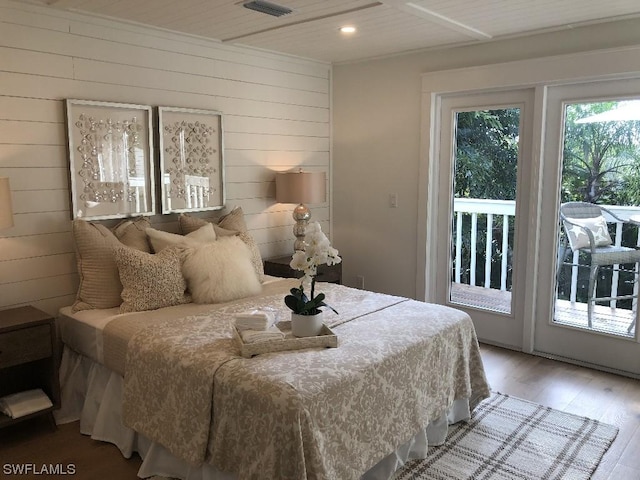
[0,306,60,429]
[264,255,342,284]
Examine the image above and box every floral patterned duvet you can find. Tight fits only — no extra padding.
[104,281,490,480]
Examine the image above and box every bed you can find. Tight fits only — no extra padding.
[56,211,490,480]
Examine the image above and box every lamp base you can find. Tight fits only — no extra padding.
[292,203,311,251]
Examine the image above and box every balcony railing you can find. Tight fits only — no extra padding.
[453,198,514,291]
[452,198,640,309]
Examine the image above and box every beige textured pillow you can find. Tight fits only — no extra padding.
[113,217,152,252]
[146,224,216,253]
[72,217,152,312]
[179,208,264,281]
[236,232,264,282]
[182,236,262,304]
[72,221,123,311]
[218,206,248,232]
[114,246,190,313]
[178,213,237,237]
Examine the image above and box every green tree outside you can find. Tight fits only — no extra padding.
[561,102,640,205]
[558,102,640,307]
[453,108,519,289]
[453,102,640,307]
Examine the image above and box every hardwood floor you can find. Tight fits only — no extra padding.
[1,344,638,479]
[0,416,141,479]
[480,344,640,480]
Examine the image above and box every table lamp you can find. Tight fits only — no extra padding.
[0,177,14,229]
[275,170,326,251]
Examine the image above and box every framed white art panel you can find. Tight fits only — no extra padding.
[158,107,225,214]
[65,99,156,220]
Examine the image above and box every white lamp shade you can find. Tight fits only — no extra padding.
[275,171,326,204]
[0,177,13,229]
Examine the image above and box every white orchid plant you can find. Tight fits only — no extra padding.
[284,222,342,316]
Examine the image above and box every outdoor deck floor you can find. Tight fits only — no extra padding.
[450,283,637,337]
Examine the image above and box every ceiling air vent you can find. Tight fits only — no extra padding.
[242,0,293,17]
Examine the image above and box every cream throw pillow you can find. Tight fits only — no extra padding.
[178,207,265,282]
[564,216,612,250]
[146,224,216,253]
[72,217,151,312]
[114,246,190,313]
[182,236,262,304]
[178,213,237,238]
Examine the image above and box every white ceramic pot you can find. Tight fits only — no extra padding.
[291,311,324,337]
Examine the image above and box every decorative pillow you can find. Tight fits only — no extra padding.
[235,232,265,282]
[112,217,152,252]
[72,217,151,312]
[182,236,262,304]
[218,206,248,232]
[114,246,190,313]
[178,213,237,237]
[564,216,613,250]
[179,208,265,281]
[146,224,216,253]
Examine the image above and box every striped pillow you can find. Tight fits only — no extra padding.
[71,217,151,312]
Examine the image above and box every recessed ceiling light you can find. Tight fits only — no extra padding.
[339,26,356,34]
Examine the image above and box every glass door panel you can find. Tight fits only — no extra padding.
[554,100,640,338]
[450,109,520,315]
[436,89,534,349]
[536,79,640,376]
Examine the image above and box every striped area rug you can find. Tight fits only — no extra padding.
[393,392,618,480]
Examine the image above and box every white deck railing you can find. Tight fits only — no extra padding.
[453,199,640,308]
[453,198,514,291]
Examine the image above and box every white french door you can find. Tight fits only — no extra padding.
[434,89,535,349]
[422,47,640,377]
[534,79,640,376]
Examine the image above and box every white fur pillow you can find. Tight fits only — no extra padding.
[182,236,262,304]
[146,223,216,253]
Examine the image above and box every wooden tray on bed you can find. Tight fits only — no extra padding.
[233,321,338,358]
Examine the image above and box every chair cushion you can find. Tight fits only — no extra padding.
[591,245,640,266]
[564,215,612,250]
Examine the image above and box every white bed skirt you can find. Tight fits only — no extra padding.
[55,346,472,480]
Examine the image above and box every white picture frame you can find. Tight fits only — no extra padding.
[65,99,156,220]
[158,106,225,214]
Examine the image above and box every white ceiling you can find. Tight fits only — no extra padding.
[21,0,640,63]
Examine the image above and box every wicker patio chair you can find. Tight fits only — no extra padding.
[558,202,640,333]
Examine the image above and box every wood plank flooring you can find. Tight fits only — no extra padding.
[1,344,638,479]
[0,416,141,479]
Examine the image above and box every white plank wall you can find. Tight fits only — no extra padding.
[0,0,332,315]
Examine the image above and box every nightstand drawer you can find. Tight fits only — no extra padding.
[0,325,52,369]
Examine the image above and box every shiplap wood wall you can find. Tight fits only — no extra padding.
[0,0,331,315]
